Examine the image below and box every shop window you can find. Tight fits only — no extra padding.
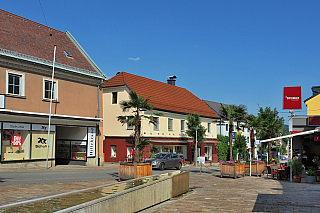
[1,125,30,161]
[43,79,58,100]
[168,118,173,131]
[111,145,117,158]
[207,123,211,133]
[151,145,188,160]
[71,141,87,160]
[6,71,25,96]
[153,117,159,131]
[112,92,118,104]
[56,140,71,159]
[180,120,185,132]
[31,131,55,159]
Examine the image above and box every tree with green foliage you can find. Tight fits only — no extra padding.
[257,106,284,162]
[186,113,206,165]
[217,135,229,162]
[220,104,247,161]
[233,135,247,159]
[117,91,161,163]
[243,114,260,159]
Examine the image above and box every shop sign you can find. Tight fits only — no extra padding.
[87,127,96,157]
[309,116,320,126]
[11,135,23,147]
[32,124,56,132]
[314,135,320,142]
[232,132,241,139]
[283,86,302,110]
[3,122,30,130]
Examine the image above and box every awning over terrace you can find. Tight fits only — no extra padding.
[260,127,320,181]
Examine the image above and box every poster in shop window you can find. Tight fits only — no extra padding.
[87,127,96,157]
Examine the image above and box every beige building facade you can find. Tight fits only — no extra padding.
[0,9,106,167]
[103,72,220,163]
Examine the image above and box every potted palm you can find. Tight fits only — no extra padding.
[117,91,161,180]
[306,169,316,183]
[289,155,303,183]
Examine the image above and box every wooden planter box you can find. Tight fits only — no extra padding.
[245,163,266,176]
[220,163,245,178]
[119,162,152,181]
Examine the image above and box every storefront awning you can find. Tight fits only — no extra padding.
[0,109,102,122]
[260,127,320,143]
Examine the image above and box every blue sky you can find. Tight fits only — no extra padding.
[2,1,320,123]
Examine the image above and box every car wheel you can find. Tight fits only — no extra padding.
[176,162,182,170]
[159,163,165,171]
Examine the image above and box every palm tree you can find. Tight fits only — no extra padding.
[117,91,159,163]
[185,113,207,165]
[243,114,260,159]
[257,106,284,161]
[220,104,247,161]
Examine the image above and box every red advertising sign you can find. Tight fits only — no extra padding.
[309,117,320,126]
[11,135,23,147]
[283,86,302,110]
[314,135,320,142]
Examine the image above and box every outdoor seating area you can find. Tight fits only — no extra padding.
[270,164,290,181]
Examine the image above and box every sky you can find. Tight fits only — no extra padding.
[2,1,320,123]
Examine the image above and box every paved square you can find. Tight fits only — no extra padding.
[145,168,320,212]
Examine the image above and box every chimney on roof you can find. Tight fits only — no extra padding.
[312,86,320,96]
[167,76,177,86]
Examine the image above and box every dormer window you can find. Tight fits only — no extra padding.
[64,51,73,58]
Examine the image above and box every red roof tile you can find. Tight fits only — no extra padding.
[0,9,102,76]
[104,72,219,118]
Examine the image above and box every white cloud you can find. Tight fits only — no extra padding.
[128,57,140,61]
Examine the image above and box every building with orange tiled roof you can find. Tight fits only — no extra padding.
[0,9,106,167]
[102,72,220,163]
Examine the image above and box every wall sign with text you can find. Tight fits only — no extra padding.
[87,127,96,157]
[283,86,302,110]
[309,116,320,126]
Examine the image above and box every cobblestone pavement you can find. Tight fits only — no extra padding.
[1,164,320,212]
[144,168,320,213]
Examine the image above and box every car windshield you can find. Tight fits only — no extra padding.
[155,153,167,159]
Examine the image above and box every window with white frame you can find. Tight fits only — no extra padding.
[43,79,58,100]
[111,145,117,158]
[6,71,25,96]
[207,123,211,133]
[126,116,134,130]
[153,117,159,131]
[168,118,173,131]
[180,120,185,132]
[112,92,118,104]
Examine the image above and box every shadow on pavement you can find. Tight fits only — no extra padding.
[252,178,320,212]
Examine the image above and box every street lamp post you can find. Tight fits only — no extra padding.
[194,127,199,166]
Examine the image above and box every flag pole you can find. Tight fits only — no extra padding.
[46,45,57,170]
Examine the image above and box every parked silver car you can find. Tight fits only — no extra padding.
[145,153,182,170]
